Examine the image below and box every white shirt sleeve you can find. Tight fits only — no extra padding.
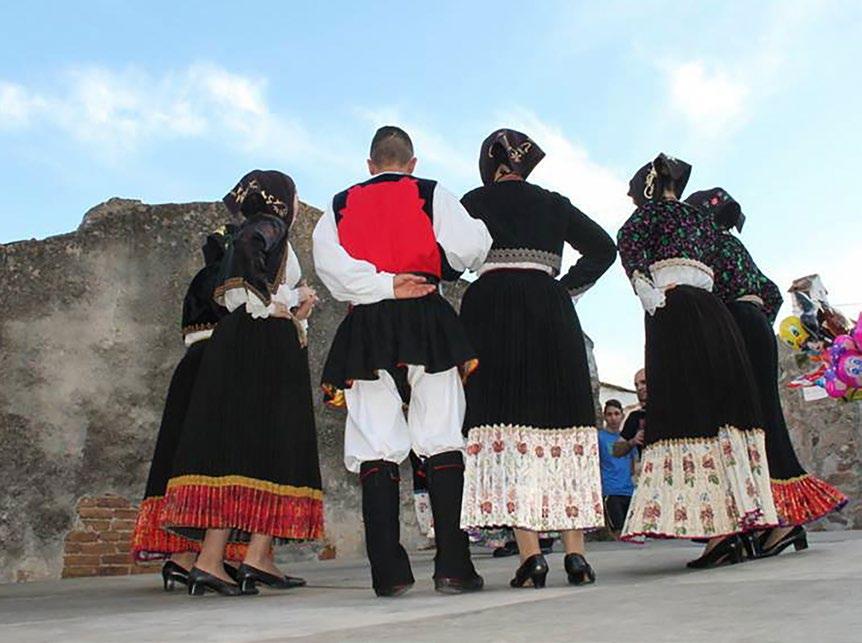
[267,242,303,311]
[432,184,493,272]
[312,201,396,305]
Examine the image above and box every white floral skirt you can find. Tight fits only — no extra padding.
[621,426,778,541]
[460,425,604,532]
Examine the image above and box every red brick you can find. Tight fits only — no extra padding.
[76,542,117,555]
[317,544,337,561]
[101,553,133,565]
[98,565,131,576]
[63,554,101,566]
[78,507,114,520]
[102,531,128,543]
[62,566,99,578]
[80,519,112,532]
[111,508,140,520]
[64,542,85,554]
[114,542,131,554]
[110,519,136,532]
[76,498,102,509]
[66,531,98,543]
[95,496,132,509]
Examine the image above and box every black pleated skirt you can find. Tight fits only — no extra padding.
[727,301,847,525]
[132,340,207,560]
[644,286,764,444]
[622,285,779,540]
[461,269,596,430]
[459,269,603,532]
[161,308,324,543]
[321,292,477,405]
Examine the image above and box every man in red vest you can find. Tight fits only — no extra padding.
[313,126,491,597]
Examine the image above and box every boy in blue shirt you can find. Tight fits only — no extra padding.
[597,399,636,538]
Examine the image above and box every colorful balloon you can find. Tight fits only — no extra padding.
[836,354,862,389]
[779,316,810,352]
[823,368,849,398]
[853,314,862,349]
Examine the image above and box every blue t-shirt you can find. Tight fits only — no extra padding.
[597,429,635,496]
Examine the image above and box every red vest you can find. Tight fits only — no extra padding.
[333,174,441,279]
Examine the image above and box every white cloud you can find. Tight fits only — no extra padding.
[666,61,749,136]
[660,1,824,139]
[0,64,310,160]
[0,82,46,128]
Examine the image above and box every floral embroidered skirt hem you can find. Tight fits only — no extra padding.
[460,425,604,532]
[621,427,778,541]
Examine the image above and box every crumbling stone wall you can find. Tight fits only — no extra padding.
[778,344,861,528]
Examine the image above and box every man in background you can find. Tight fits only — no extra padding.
[598,400,636,538]
[613,368,646,458]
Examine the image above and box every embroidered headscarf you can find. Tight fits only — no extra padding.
[627,153,692,207]
[479,129,545,186]
[223,169,297,226]
[685,187,745,233]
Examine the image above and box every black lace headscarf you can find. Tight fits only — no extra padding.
[219,170,297,305]
[685,187,745,232]
[223,169,297,226]
[628,153,692,207]
[479,129,546,186]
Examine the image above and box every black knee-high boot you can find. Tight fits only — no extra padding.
[360,460,414,596]
[426,451,484,593]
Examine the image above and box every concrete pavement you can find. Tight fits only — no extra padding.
[1,532,860,642]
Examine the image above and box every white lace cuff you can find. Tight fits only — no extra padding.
[633,274,666,316]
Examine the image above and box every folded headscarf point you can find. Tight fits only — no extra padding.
[223,170,296,224]
[628,153,692,207]
[685,187,745,232]
[479,129,545,186]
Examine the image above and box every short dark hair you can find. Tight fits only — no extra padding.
[370,126,414,166]
[604,399,623,412]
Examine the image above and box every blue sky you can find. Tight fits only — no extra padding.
[1,0,860,385]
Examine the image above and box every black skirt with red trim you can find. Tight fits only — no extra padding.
[321,292,477,406]
[727,300,847,525]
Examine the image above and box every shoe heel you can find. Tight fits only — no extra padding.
[240,578,257,595]
[532,570,548,589]
[794,535,809,551]
[164,577,175,592]
[188,582,206,596]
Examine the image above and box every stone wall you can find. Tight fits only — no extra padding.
[778,344,862,528]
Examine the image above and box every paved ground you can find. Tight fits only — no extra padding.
[1,532,860,642]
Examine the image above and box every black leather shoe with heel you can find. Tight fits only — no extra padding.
[161,561,190,592]
[187,566,245,596]
[686,535,744,569]
[564,553,596,586]
[237,563,307,594]
[757,526,808,558]
[510,554,549,589]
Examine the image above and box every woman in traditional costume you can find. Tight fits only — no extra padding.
[686,187,847,556]
[131,227,242,590]
[617,155,779,568]
[459,129,616,588]
[162,170,324,596]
